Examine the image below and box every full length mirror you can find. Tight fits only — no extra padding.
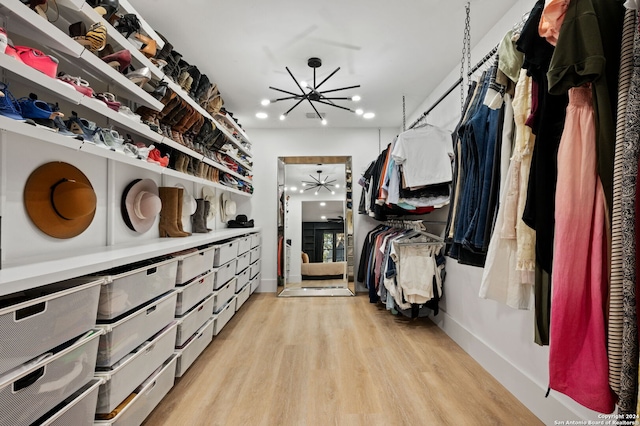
[277,156,354,297]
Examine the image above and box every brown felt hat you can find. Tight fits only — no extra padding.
[24,162,97,239]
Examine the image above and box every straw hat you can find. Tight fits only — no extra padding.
[24,162,97,239]
[202,186,218,222]
[220,191,236,222]
[121,178,161,233]
[176,184,197,216]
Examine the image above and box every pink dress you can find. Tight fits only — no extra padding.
[549,85,614,413]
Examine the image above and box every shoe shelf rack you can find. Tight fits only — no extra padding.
[0,52,252,192]
[0,224,260,298]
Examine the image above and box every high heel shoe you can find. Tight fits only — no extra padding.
[126,67,151,87]
[114,13,140,39]
[72,22,107,53]
[101,50,131,73]
[134,33,157,59]
[65,111,99,142]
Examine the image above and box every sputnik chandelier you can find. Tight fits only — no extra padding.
[264,57,361,124]
[302,170,337,194]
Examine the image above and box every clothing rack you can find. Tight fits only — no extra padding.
[407,43,499,130]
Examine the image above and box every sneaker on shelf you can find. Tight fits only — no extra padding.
[0,83,24,121]
[14,46,59,78]
[118,106,142,123]
[57,73,94,97]
[96,128,125,151]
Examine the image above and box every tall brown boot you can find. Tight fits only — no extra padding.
[175,187,192,236]
[192,198,209,233]
[158,187,190,237]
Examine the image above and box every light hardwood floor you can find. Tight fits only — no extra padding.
[144,294,543,426]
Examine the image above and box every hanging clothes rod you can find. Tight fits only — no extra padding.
[407,43,499,130]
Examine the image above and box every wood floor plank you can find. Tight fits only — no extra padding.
[143,294,542,426]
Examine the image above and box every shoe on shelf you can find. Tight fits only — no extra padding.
[114,13,141,39]
[16,94,62,120]
[95,92,121,112]
[0,28,7,54]
[147,147,169,167]
[96,127,124,151]
[14,46,58,77]
[64,111,99,142]
[57,73,94,97]
[118,105,142,123]
[90,0,120,21]
[0,83,24,121]
[135,33,157,58]
[71,22,108,53]
[101,49,131,73]
[126,67,151,87]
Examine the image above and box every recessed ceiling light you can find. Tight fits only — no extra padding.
[279,114,286,121]
[321,119,327,125]
[256,112,268,119]
[352,95,361,102]
[321,216,327,220]
[300,81,308,88]
[355,109,363,115]
[290,186,297,191]
[320,202,326,206]
[314,191,318,195]
[335,184,340,188]
[299,190,304,193]
[331,191,336,195]
[261,99,270,106]
[363,112,375,119]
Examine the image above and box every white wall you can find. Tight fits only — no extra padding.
[404,0,600,423]
[286,197,302,283]
[247,127,394,293]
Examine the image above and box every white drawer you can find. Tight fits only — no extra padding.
[249,246,261,264]
[95,258,177,320]
[235,284,250,312]
[95,322,177,414]
[250,261,261,280]
[212,278,236,313]
[212,240,239,267]
[250,273,261,294]
[213,298,236,336]
[174,270,215,316]
[94,355,178,426]
[36,379,102,426]
[236,252,251,274]
[0,277,102,376]
[250,233,261,248]
[173,246,215,285]
[96,292,177,367]
[236,236,251,255]
[236,268,250,291]
[212,259,237,290]
[0,331,101,426]
[175,318,214,377]
[176,294,215,347]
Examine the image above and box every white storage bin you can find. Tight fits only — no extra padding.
[250,233,261,248]
[250,261,261,280]
[173,246,215,285]
[174,270,215,316]
[94,258,178,320]
[0,330,101,426]
[34,379,102,426]
[250,274,261,294]
[213,259,237,290]
[236,268,250,291]
[0,277,102,376]
[235,284,250,312]
[94,355,177,426]
[95,322,178,414]
[250,246,261,264]
[212,240,239,267]
[213,297,236,336]
[236,236,251,255]
[96,292,177,367]
[176,294,215,347]
[236,252,251,274]
[175,318,214,377]
[212,278,236,313]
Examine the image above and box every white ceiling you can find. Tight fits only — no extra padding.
[302,200,344,223]
[131,0,519,129]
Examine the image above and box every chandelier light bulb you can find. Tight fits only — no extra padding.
[321,119,327,125]
[299,190,304,193]
[300,81,308,88]
[320,202,326,206]
[315,191,319,195]
[321,180,325,184]
[302,183,306,187]
[331,191,336,195]
[261,99,271,106]
[355,109,364,115]
[256,112,268,119]
[290,186,297,191]
[279,114,286,121]
[352,95,361,102]
[335,184,340,188]
[363,112,375,119]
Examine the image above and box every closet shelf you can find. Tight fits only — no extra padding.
[163,168,251,196]
[56,0,165,80]
[79,142,164,172]
[0,227,262,296]
[0,114,84,150]
[214,112,251,148]
[0,0,85,57]
[223,148,253,171]
[200,156,252,184]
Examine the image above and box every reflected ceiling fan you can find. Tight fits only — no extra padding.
[266,57,360,124]
[302,170,337,194]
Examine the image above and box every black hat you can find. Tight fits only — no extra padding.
[228,214,254,228]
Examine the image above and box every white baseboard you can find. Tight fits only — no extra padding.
[430,310,593,424]
[257,278,277,293]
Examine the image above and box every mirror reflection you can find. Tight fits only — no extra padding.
[278,156,354,296]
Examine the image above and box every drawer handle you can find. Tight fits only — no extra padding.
[145,343,156,353]
[197,332,205,340]
[146,306,157,315]
[199,278,205,284]
[15,302,46,321]
[145,380,157,395]
[197,305,204,312]
[199,252,205,256]
[13,367,45,392]
[146,267,157,275]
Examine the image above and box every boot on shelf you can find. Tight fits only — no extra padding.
[158,186,190,237]
[203,200,212,231]
[192,198,210,233]
[175,186,191,235]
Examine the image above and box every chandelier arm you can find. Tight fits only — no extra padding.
[284,98,306,116]
[314,99,355,112]
[315,67,341,90]
[308,174,321,182]
[318,85,361,94]
[269,86,303,97]
[273,95,303,102]
[286,67,324,122]
[320,97,351,100]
